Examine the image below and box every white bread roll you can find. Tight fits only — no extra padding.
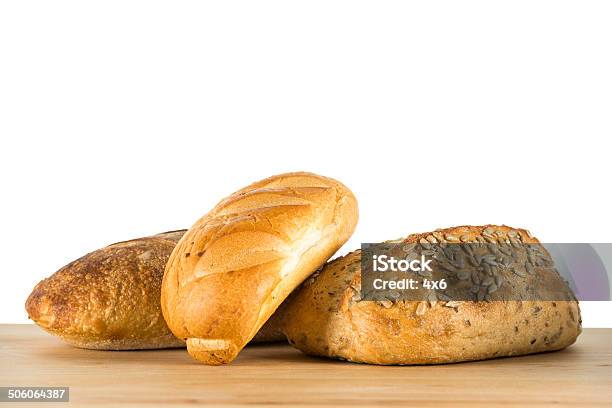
[161,172,358,364]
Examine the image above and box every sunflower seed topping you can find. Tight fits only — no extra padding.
[471,271,481,285]
[419,238,431,249]
[481,277,494,286]
[457,270,470,280]
[445,234,460,242]
[362,226,557,304]
[483,227,496,237]
[416,301,427,316]
[507,230,519,238]
[437,292,452,301]
[378,300,393,308]
[402,244,417,253]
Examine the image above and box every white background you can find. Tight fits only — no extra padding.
[1,1,610,326]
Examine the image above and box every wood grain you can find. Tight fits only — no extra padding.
[1,325,610,407]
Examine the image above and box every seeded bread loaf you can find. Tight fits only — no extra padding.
[161,172,358,365]
[26,230,285,350]
[282,225,582,365]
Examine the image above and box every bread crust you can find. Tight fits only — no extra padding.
[25,231,188,350]
[25,230,286,350]
[282,225,582,365]
[161,172,358,364]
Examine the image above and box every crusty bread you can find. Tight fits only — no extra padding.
[161,172,358,364]
[25,230,286,350]
[282,225,582,365]
[25,230,188,350]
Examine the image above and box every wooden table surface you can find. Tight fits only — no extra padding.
[1,325,610,407]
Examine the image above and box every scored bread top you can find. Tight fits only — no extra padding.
[161,172,358,364]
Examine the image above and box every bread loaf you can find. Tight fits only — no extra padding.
[25,230,285,350]
[161,172,358,364]
[282,225,582,365]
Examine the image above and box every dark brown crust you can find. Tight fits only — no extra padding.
[25,233,187,350]
[282,225,582,365]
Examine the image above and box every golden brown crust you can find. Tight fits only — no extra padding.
[282,225,582,365]
[161,172,358,364]
[26,232,188,350]
[25,230,286,350]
